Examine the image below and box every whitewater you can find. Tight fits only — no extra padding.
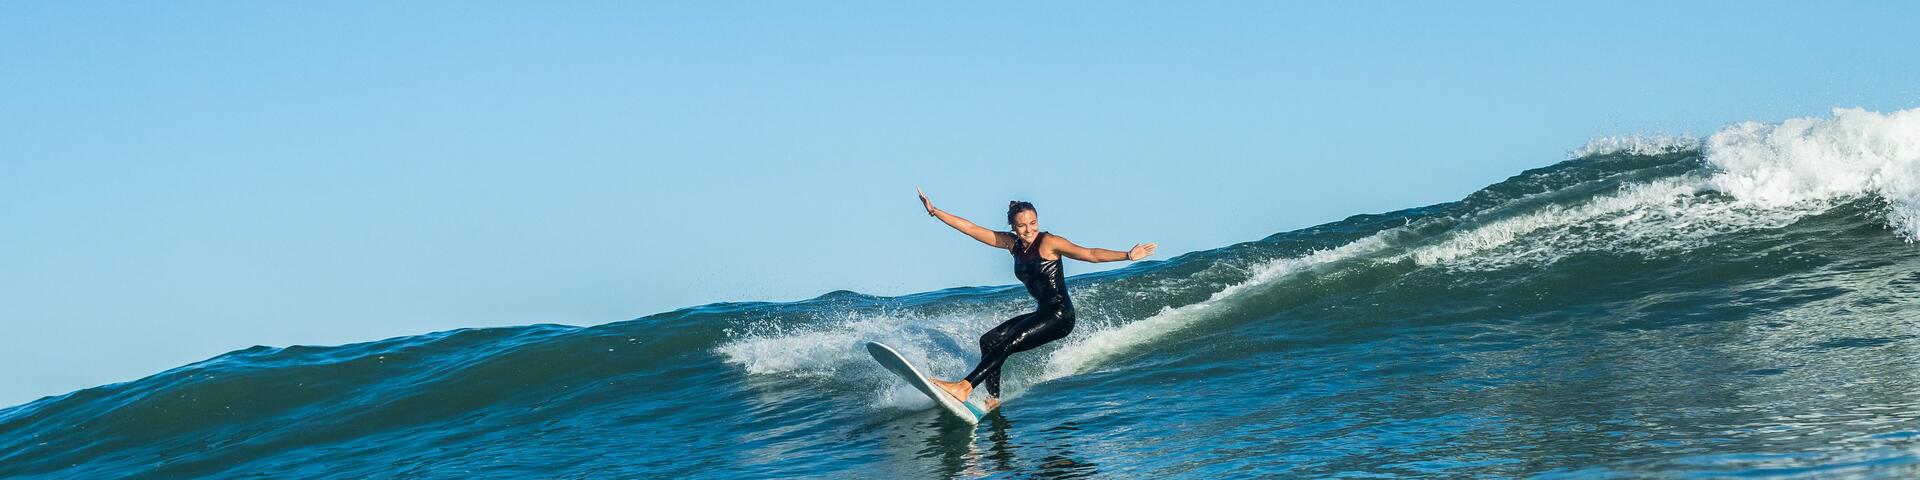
[4,108,1920,478]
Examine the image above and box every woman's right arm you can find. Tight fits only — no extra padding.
[920,188,1014,249]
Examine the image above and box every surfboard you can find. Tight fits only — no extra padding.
[866,341,988,423]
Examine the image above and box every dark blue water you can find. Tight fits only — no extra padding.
[5,109,1920,478]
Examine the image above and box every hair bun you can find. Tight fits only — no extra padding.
[1005,200,1037,226]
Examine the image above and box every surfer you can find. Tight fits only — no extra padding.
[916,188,1156,411]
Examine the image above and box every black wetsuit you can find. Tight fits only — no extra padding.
[962,232,1077,398]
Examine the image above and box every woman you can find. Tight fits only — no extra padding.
[917,188,1157,411]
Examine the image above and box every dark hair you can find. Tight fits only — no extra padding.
[1006,200,1036,226]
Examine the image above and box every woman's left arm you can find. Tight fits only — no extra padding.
[1047,235,1157,263]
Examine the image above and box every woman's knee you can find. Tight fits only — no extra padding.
[979,326,1012,350]
[1031,310,1076,344]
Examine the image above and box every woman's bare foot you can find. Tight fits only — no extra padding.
[983,396,1000,411]
[928,378,972,401]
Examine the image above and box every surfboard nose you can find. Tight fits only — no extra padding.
[866,341,982,424]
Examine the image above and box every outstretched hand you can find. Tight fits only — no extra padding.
[1128,243,1158,261]
[917,187,937,216]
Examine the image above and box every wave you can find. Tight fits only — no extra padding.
[724,107,1920,398]
[6,107,1920,478]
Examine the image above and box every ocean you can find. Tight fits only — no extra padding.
[5,108,1920,478]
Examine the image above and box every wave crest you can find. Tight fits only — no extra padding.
[1706,107,1920,241]
[1574,135,1703,158]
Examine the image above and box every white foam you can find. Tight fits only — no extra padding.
[1039,234,1395,380]
[1573,134,1703,158]
[1705,107,1920,241]
[715,307,1026,409]
[1405,175,1850,272]
[1407,178,1712,269]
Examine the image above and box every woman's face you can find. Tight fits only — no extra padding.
[1011,210,1039,246]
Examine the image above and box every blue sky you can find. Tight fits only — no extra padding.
[3,2,1916,407]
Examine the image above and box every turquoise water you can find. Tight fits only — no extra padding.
[5,109,1920,478]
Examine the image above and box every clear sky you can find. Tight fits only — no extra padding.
[3,2,1916,408]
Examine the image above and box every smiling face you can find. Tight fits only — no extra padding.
[1011,210,1039,246]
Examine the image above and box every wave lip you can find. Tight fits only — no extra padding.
[1574,134,1702,158]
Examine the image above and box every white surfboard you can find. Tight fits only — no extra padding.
[866,341,988,423]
